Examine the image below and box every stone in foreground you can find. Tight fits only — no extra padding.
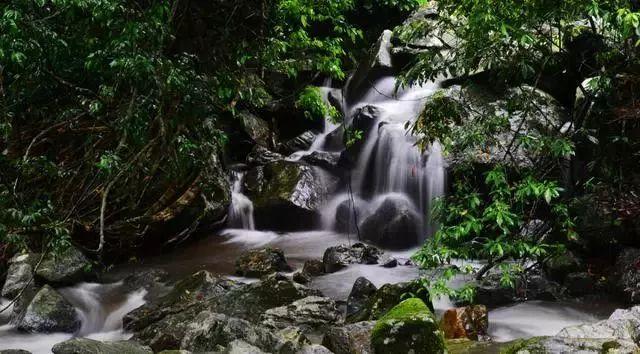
[371,298,445,354]
[52,338,152,354]
[18,285,80,333]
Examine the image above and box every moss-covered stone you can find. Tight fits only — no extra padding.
[349,281,433,323]
[371,298,445,354]
[18,285,80,333]
[52,338,152,354]
[500,336,639,354]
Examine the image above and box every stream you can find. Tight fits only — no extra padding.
[0,77,620,352]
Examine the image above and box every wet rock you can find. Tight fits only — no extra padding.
[346,277,377,323]
[322,243,382,273]
[380,256,398,268]
[440,305,488,340]
[302,260,325,276]
[246,145,285,166]
[615,248,640,304]
[217,273,322,322]
[302,151,341,174]
[334,198,370,234]
[261,296,343,333]
[35,246,91,285]
[244,160,339,231]
[2,254,36,299]
[118,268,169,295]
[347,30,395,105]
[292,271,311,285]
[322,321,375,354]
[18,285,80,333]
[224,340,266,354]
[239,111,272,148]
[557,305,640,341]
[180,312,296,353]
[565,272,596,296]
[280,131,316,155]
[370,298,445,354]
[132,303,207,351]
[296,344,333,354]
[504,336,638,353]
[544,251,583,282]
[235,248,292,278]
[348,281,434,323]
[51,338,152,354]
[473,275,515,308]
[360,196,421,249]
[124,270,239,332]
[277,326,310,350]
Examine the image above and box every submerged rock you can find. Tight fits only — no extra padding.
[52,338,152,354]
[18,285,80,333]
[440,305,488,340]
[235,248,292,278]
[261,296,343,333]
[370,298,445,354]
[322,321,375,354]
[322,243,382,273]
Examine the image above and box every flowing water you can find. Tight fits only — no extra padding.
[0,78,615,352]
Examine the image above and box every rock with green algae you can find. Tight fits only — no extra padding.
[447,338,508,354]
[370,298,445,354]
[51,338,152,354]
[348,280,434,323]
[501,336,638,354]
[18,285,80,333]
[35,246,91,284]
[235,248,292,278]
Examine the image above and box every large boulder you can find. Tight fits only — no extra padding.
[346,277,377,323]
[504,336,638,354]
[35,246,91,285]
[322,243,382,273]
[52,338,152,354]
[235,248,292,278]
[615,248,640,304]
[557,305,640,341]
[124,270,239,332]
[18,285,80,333]
[244,160,339,231]
[440,305,488,340]
[261,296,343,333]
[370,298,445,354]
[359,195,422,249]
[1,253,36,299]
[322,321,375,354]
[347,281,434,323]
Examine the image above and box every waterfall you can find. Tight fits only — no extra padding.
[228,171,255,230]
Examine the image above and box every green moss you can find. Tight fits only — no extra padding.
[501,337,549,354]
[371,298,445,354]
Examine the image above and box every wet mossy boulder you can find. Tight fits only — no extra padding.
[35,246,91,285]
[124,270,239,332]
[52,338,152,354]
[502,336,638,354]
[348,280,433,323]
[235,248,292,278]
[18,285,80,333]
[244,160,339,231]
[371,298,445,354]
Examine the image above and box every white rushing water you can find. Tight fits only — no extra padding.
[0,282,146,354]
[227,170,255,230]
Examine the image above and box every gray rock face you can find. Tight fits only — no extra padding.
[239,111,272,147]
[558,306,640,341]
[359,196,421,249]
[296,344,333,354]
[346,277,377,323]
[302,151,341,174]
[280,131,316,155]
[52,338,152,354]
[247,145,285,166]
[36,246,91,285]
[322,243,383,273]
[302,260,325,277]
[235,248,292,278]
[322,321,375,354]
[244,160,339,231]
[18,285,80,333]
[2,256,34,299]
[224,340,266,354]
[615,248,640,304]
[261,296,343,332]
[505,336,638,354]
[124,270,239,332]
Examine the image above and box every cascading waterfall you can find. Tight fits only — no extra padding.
[227,170,255,230]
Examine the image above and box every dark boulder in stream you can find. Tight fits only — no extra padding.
[322,243,383,273]
[360,195,422,249]
[244,160,339,231]
[18,285,80,333]
[347,280,434,323]
[235,248,292,278]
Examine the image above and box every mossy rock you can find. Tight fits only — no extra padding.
[52,338,152,354]
[501,336,638,354]
[371,298,445,354]
[35,246,91,284]
[350,281,433,323]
